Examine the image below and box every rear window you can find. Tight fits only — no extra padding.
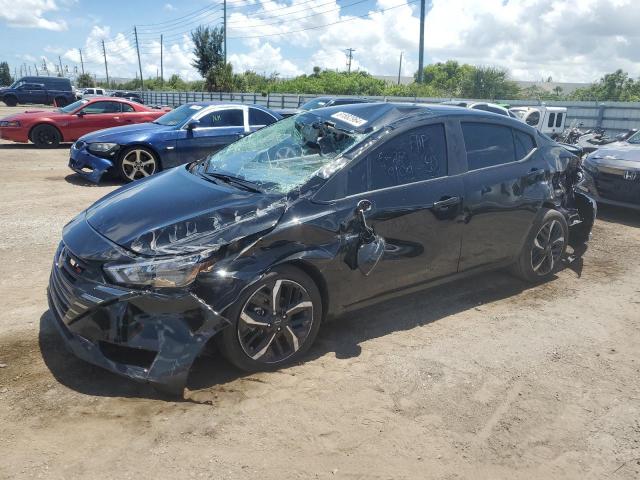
[548,113,556,128]
[513,130,536,160]
[462,122,516,170]
[555,113,563,128]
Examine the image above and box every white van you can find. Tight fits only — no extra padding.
[509,106,567,137]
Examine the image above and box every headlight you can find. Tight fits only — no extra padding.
[103,254,213,288]
[87,142,119,155]
[0,120,20,127]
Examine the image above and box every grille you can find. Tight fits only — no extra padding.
[594,172,640,205]
[48,246,92,325]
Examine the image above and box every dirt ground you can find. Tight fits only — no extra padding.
[0,105,639,479]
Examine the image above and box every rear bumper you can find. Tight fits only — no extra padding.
[47,243,231,394]
[69,144,115,183]
[0,127,29,143]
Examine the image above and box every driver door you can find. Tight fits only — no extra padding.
[65,101,123,139]
[175,106,247,163]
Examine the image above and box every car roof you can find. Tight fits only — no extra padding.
[308,102,530,133]
[182,101,278,113]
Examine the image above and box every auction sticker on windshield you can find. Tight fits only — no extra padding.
[331,111,367,127]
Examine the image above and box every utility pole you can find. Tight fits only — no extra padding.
[58,56,64,77]
[134,26,144,90]
[160,34,164,85]
[417,0,426,83]
[101,39,110,87]
[223,0,227,63]
[78,48,85,75]
[28,65,32,76]
[397,51,403,85]
[345,48,355,73]
[34,63,39,76]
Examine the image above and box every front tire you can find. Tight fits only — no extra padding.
[31,124,61,148]
[117,147,159,182]
[512,209,568,283]
[218,265,322,372]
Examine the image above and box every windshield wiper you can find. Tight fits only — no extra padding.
[202,172,263,193]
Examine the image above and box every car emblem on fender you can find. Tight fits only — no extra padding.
[623,170,637,181]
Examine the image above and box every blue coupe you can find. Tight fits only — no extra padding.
[69,102,282,182]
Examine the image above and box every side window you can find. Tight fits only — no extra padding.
[555,113,563,128]
[487,106,507,116]
[121,103,135,113]
[513,129,536,160]
[366,124,448,192]
[525,111,540,126]
[200,109,244,127]
[81,101,121,114]
[547,113,556,128]
[461,122,516,170]
[248,108,277,126]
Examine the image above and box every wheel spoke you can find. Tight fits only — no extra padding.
[135,150,141,161]
[251,333,277,360]
[532,253,547,272]
[533,237,545,251]
[283,326,299,352]
[272,280,283,311]
[286,301,313,316]
[142,159,155,166]
[551,236,565,246]
[240,311,270,328]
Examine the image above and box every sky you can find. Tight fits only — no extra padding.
[1,0,640,83]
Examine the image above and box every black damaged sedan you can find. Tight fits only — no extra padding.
[48,103,596,393]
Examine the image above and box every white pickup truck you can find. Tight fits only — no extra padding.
[509,106,567,137]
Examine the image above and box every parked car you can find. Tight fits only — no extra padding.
[47,103,595,393]
[442,100,518,118]
[579,129,640,210]
[112,91,144,104]
[277,96,376,117]
[0,76,76,107]
[69,102,282,183]
[509,106,567,138]
[78,87,107,98]
[0,97,170,148]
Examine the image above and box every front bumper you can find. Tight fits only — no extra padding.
[580,168,640,210]
[47,242,231,394]
[0,127,28,143]
[69,142,116,183]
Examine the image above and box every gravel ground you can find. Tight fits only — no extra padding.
[0,105,639,479]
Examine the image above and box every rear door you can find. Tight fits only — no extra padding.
[457,120,540,270]
[315,121,465,307]
[175,106,246,163]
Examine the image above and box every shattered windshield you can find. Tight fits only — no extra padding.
[627,131,640,144]
[202,113,365,194]
[300,98,329,110]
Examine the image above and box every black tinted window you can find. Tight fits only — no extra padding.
[249,108,276,126]
[555,113,563,127]
[513,130,536,160]
[462,122,516,170]
[486,106,507,116]
[206,109,243,127]
[81,101,121,114]
[525,111,540,126]
[547,113,556,127]
[366,124,448,191]
[121,103,134,112]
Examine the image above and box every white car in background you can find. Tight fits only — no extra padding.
[510,106,567,138]
[77,87,108,99]
[442,101,519,118]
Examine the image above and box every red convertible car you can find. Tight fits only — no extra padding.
[0,97,170,148]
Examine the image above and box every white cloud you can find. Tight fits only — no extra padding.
[229,43,302,77]
[164,3,176,11]
[0,0,67,31]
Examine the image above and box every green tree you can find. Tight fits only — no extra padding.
[416,60,473,96]
[76,73,94,88]
[459,66,520,99]
[0,61,12,86]
[205,62,234,92]
[191,25,225,78]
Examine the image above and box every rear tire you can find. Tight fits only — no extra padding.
[218,265,322,372]
[512,209,568,283]
[3,96,17,107]
[31,124,61,148]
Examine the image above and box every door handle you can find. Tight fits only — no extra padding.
[433,196,460,209]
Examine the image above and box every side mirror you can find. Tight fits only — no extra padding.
[76,111,85,117]
[186,119,200,130]
[353,199,385,276]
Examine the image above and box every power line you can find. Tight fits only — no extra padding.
[137,8,222,35]
[228,0,419,39]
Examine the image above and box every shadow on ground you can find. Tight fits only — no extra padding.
[596,204,640,228]
[39,269,553,401]
[0,143,70,150]
[63,173,121,187]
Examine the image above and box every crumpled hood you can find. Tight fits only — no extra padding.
[585,142,640,171]
[79,122,169,143]
[85,166,287,256]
